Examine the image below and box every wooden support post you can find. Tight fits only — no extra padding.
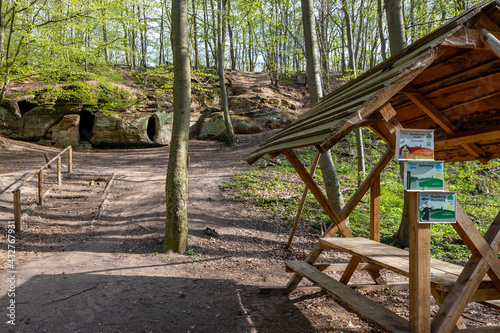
[13,190,21,232]
[287,151,320,248]
[370,175,381,242]
[409,191,431,333]
[339,256,362,284]
[283,149,352,237]
[38,170,44,205]
[283,147,394,294]
[57,156,62,185]
[68,147,72,173]
[431,211,500,333]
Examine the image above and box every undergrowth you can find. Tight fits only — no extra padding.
[221,129,500,263]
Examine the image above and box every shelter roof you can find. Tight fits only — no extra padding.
[246,0,500,164]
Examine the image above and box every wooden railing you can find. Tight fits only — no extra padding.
[12,146,72,231]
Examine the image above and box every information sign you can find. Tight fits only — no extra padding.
[417,192,457,223]
[404,161,444,191]
[396,129,435,161]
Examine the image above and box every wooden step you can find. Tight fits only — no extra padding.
[285,260,410,333]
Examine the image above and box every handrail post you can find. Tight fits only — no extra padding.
[57,156,62,185]
[68,147,72,173]
[38,170,44,205]
[13,190,21,232]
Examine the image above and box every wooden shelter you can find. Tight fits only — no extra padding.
[246,2,500,332]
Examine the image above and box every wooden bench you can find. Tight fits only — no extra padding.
[318,237,500,301]
[285,260,411,333]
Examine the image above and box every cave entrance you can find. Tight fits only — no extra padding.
[147,115,157,142]
[17,100,37,116]
[79,110,95,142]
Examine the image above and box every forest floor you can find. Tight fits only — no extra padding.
[0,70,499,332]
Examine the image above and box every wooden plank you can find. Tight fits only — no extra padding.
[370,175,381,242]
[283,150,352,237]
[311,262,382,272]
[409,191,431,333]
[452,328,500,333]
[480,299,500,310]
[435,127,500,149]
[431,211,500,333]
[287,151,320,248]
[319,237,486,290]
[404,86,489,163]
[286,260,410,333]
[285,244,324,293]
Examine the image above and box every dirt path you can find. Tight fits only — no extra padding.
[0,134,363,333]
[1,135,498,332]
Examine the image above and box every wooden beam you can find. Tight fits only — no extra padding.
[435,127,500,149]
[431,211,500,333]
[370,175,381,242]
[403,84,490,163]
[339,256,362,284]
[408,191,431,333]
[285,260,411,333]
[339,147,394,222]
[287,151,321,248]
[453,206,500,290]
[283,150,352,237]
[481,28,500,58]
[284,147,393,294]
[431,289,467,330]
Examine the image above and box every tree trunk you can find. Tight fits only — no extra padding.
[301,0,347,228]
[227,0,236,70]
[218,0,236,146]
[200,1,208,67]
[192,0,199,69]
[164,0,191,254]
[385,0,408,248]
[377,0,387,61]
[384,0,406,55]
[0,0,4,63]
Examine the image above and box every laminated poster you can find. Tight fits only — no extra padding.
[396,129,435,161]
[404,161,444,191]
[418,192,456,223]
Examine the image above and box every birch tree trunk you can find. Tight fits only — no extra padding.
[301,0,347,227]
[164,0,191,254]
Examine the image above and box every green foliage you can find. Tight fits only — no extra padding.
[136,67,217,95]
[221,129,500,263]
[40,68,97,83]
[34,74,131,117]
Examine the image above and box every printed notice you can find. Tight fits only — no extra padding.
[418,192,457,223]
[396,129,435,161]
[404,161,444,191]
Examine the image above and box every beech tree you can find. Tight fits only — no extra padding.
[217,0,237,146]
[163,0,191,253]
[301,0,346,223]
